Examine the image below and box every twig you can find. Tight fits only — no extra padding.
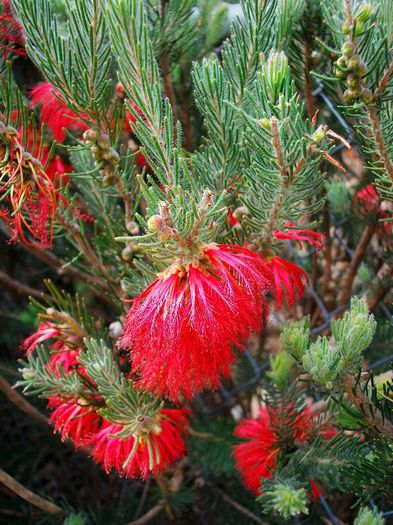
[338,223,375,306]
[0,467,65,517]
[132,478,151,520]
[367,106,393,183]
[374,61,393,100]
[0,270,44,300]
[0,375,48,425]
[125,503,164,525]
[345,374,393,439]
[220,492,268,525]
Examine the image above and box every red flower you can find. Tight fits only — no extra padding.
[120,244,272,401]
[354,184,391,235]
[48,396,102,448]
[21,322,60,355]
[90,409,189,479]
[273,222,324,251]
[266,256,309,309]
[30,82,88,142]
[233,405,329,496]
[0,0,27,59]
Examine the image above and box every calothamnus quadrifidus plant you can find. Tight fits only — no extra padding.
[0,0,392,523]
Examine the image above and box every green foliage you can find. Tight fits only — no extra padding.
[14,0,112,123]
[258,479,309,519]
[79,338,161,433]
[354,506,385,525]
[188,418,237,477]
[267,351,295,389]
[326,177,351,215]
[280,316,310,360]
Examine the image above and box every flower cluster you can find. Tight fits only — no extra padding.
[121,224,323,402]
[21,323,190,478]
[233,404,334,497]
[0,0,26,59]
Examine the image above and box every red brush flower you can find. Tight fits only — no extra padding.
[273,222,324,251]
[120,244,272,401]
[354,184,391,235]
[0,126,60,248]
[48,396,102,448]
[233,405,330,496]
[266,256,309,309]
[21,322,60,355]
[30,82,88,142]
[90,409,189,479]
[0,0,27,59]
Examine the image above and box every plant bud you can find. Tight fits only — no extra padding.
[341,42,355,57]
[83,128,99,142]
[312,126,326,143]
[347,55,360,69]
[103,173,115,186]
[122,245,133,261]
[126,221,140,235]
[354,20,364,36]
[109,321,123,339]
[6,125,18,135]
[259,117,271,130]
[356,61,368,77]
[147,215,164,233]
[334,68,347,79]
[343,88,359,102]
[97,137,110,149]
[357,3,372,23]
[110,150,120,164]
[336,56,347,69]
[341,23,351,35]
[346,74,359,88]
[102,149,114,161]
[360,87,373,104]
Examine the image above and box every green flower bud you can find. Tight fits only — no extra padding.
[259,117,271,129]
[341,23,351,35]
[356,61,368,77]
[347,73,359,88]
[336,56,348,69]
[335,68,347,79]
[343,88,357,102]
[127,220,140,235]
[357,4,372,23]
[341,42,355,57]
[83,128,99,142]
[360,87,373,104]
[147,215,164,233]
[312,125,326,143]
[102,173,115,186]
[354,20,365,36]
[347,55,361,69]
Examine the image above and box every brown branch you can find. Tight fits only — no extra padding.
[322,201,332,291]
[303,36,317,120]
[0,467,65,517]
[221,492,268,525]
[367,106,393,183]
[338,224,375,306]
[374,61,393,100]
[345,374,393,439]
[0,375,48,425]
[0,270,44,300]
[125,503,164,525]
